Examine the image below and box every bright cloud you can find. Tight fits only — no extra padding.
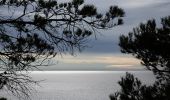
[53,54,141,69]
[60,55,139,64]
[118,0,169,9]
[106,64,143,70]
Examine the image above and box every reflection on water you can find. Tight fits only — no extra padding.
[1,71,155,100]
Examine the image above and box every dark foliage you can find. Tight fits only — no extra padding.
[110,16,170,100]
[0,97,7,100]
[0,0,125,99]
[110,73,170,100]
[119,16,170,79]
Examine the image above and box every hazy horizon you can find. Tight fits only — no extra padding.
[1,0,170,71]
[37,0,170,71]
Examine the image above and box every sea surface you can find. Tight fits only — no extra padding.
[1,71,155,100]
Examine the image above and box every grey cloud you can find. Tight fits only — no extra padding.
[80,0,170,54]
[1,0,170,70]
[39,0,170,70]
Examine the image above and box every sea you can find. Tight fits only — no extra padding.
[0,71,155,100]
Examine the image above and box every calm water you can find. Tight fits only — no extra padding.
[1,71,155,100]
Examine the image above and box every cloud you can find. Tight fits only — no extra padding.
[60,55,140,65]
[118,0,169,9]
[2,0,170,71]
[106,64,143,69]
[54,53,141,68]
[107,64,135,67]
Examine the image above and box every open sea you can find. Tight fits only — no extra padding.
[0,71,155,100]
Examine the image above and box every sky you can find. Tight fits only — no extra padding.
[40,0,170,71]
[1,0,170,71]
[37,0,170,71]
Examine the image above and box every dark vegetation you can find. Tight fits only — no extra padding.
[0,0,124,99]
[110,16,170,100]
[0,97,6,100]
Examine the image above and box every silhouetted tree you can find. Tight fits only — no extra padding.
[119,16,170,79]
[0,97,7,100]
[110,16,170,100]
[110,73,170,100]
[0,0,124,99]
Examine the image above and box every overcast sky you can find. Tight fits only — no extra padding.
[41,0,170,71]
[1,0,170,71]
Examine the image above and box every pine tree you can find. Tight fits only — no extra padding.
[110,16,170,100]
[0,0,124,99]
